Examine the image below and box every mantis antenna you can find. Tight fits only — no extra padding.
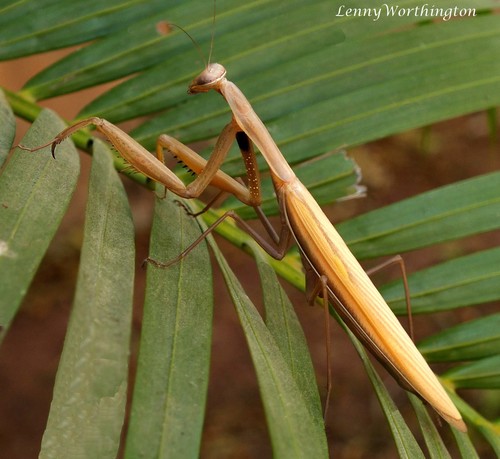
[207,0,217,66]
[157,21,208,70]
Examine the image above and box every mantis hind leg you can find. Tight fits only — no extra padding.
[303,258,332,420]
[144,204,292,269]
[300,252,414,419]
[366,255,414,341]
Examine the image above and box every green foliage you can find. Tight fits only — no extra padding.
[1,0,499,457]
[0,111,79,336]
[124,196,213,458]
[39,140,134,458]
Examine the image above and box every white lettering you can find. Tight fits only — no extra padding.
[336,4,476,22]
[335,5,346,17]
[383,4,397,16]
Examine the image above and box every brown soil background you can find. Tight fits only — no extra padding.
[0,50,499,459]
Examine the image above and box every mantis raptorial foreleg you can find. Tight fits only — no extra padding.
[19,117,259,206]
[156,123,261,205]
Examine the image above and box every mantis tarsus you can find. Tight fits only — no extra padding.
[20,61,467,433]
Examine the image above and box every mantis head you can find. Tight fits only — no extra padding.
[188,63,227,94]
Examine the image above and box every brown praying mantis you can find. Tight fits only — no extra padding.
[20,63,466,433]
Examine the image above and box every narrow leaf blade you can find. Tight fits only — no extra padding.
[223,151,363,217]
[0,110,79,340]
[444,355,500,389]
[39,141,135,458]
[0,0,167,60]
[382,248,500,315]
[347,326,426,459]
[419,313,500,363]
[250,242,323,422]
[340,172,500,259]
[211,238,328,458]
[448,393,500,455]
[408,394,452,459]
[124,195,213,459]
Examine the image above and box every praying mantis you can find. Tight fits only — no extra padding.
[20,61,466,434]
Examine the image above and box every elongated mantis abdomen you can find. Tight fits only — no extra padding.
[282,179,462,429]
